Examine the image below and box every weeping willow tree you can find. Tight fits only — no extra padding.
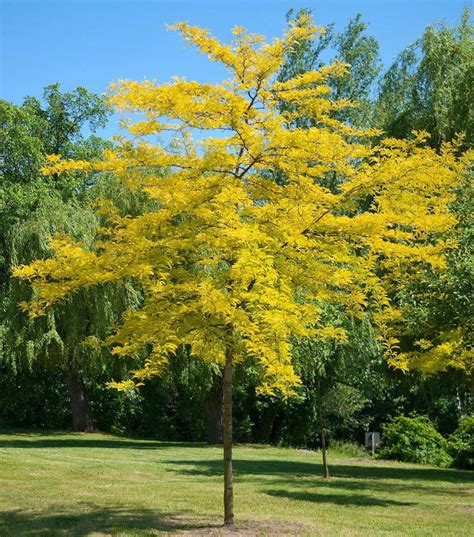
[2,187,144,430]
[375,7,473,150]
[0,86,147,430]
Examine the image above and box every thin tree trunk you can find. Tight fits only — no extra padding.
[223,340,234,526]
[64,367,93,432]
[206,371,223,445]
[317,370,329,479]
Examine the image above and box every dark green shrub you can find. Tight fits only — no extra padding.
[379,415,451,466]
[448,416,474,469]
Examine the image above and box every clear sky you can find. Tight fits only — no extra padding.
[0,0,469,127]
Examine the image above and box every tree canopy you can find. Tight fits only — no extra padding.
[15,19,466,389]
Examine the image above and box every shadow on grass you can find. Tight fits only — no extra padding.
[0,430,202,451]
[0,505,217,536]
[289,476,471,497]
[266,489,414,507]
[167,458,474,484]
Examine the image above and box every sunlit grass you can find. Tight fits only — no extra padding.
[0,430,472,536]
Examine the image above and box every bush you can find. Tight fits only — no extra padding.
[379,415,451,467]
[448,416,474,469]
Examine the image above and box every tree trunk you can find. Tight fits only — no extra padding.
[64,367,93,432]
[223,341,234,526]
[206,372,223,445]
[317,371,329,479]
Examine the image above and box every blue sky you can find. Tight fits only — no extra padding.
[0,0,469,132]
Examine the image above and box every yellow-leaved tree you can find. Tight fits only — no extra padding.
[14,15,468,526]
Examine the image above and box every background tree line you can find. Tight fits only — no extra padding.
[0,8,472,467]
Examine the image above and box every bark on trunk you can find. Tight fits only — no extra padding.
[64,367,93,432]
[223,342,234,527]
[317,371,329,479]
[206,372,223,445]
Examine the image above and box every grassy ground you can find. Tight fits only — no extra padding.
[0,430,472,536]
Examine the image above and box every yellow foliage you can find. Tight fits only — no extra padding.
[396,330,474,376]
[14,14,468,395]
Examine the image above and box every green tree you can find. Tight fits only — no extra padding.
[0,85,134,431]
[292,313,381,477]
[0,84,110,281]
[376,8,473,149]
[278,9,381,128]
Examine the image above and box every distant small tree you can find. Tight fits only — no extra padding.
[14,16,467,526]
[294,313,381,477]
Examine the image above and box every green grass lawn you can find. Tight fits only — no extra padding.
[0,430,472,536]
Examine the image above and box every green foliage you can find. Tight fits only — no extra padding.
[0,366,70,429]
[379,415,452,467]
[0,86,141,379]
[330,13,381,126]
[22,83,110,159]
[0,84,110,247]
[0,84,111,284]
[0,85,138,431]
[286,315,382,446]
[0,101,44,184]
[279,9,381,128]
[448,416,474,469]
[376,7,473,149]
[137,352,210,441]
